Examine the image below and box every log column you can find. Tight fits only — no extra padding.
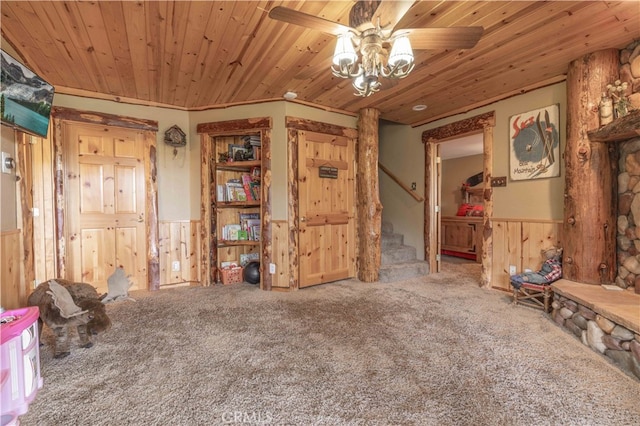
[357,108,382,282]
[564,49,619,284]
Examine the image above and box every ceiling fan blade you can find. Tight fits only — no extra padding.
[372,0,416,31]
[406,27,484,50]
[268,6,354,36]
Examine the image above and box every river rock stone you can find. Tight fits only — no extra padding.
[565,320,583,338]
[618,214,630,234]
[587,321,607,354]
[631,55,640,78]
[618,265,630,279]
[595,315,616,334]
[602,335,625,350]
[560,307,574,320]
[571,313,588,330]
[622,255,640,275]
[578,305,596,320]
[620,194,633,215]
[553,310,565,326]
[627,151,640,176]
[619,172,630,193]
[562,299,578,312]
[631,340,640,362]
[551,300,561,310]
[605,349,640,380]
[581,330,588,346]
[618,235,632,251]
[611,325,635,341]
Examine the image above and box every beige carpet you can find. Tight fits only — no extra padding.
[20,261,640,425]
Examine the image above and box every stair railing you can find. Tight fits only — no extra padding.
[378,162,425,202]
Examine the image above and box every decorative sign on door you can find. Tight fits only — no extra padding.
[509,104,560,181]
[319,166,338,179]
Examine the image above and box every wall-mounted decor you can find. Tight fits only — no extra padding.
[1,49,55,138]
[164,124,186,157]
[509,104,560,181]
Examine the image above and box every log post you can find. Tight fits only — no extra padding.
[564,49,619,284]
[357,108,382,282]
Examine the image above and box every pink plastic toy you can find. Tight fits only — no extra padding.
[1,307,43,426]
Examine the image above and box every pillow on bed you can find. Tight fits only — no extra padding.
[457,203,472,216]
[470,205,484,216]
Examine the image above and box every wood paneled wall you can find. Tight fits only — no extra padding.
[158,220,201,286]
[492,218,563,292]
[30,135,58,285]
[271,220,290,289]
[1,230,24,309]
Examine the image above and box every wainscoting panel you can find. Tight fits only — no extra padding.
[271,220,291,289]
[1,230,24,309]
[159,221,201,286]
[492,219,563,292]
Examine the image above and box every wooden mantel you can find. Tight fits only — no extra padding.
[588,109,640,143]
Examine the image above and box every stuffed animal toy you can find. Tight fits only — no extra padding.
[510,246,563,289]
[101,267,135,303]
[28,278,112,358]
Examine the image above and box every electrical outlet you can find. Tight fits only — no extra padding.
[491,176,507,187]
[509,265,517,275]
[172,261,180,272]
[269,263,276,274]
[411,182,417,190]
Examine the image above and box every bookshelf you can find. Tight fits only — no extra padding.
[212,134,262,282]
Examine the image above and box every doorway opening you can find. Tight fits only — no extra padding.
[422,111,495,288]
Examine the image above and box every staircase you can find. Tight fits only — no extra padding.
[378,221,429,283]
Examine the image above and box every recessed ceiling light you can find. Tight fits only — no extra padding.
[412,104,427,111]
[283,91,297,100]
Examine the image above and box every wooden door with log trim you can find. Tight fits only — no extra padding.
[298,130,356,287]
[63,123,146,293]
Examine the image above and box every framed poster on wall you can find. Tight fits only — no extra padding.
[509,104,560,181]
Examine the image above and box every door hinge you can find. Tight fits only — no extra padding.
[436,157,441,164]
[436,254,441,261]
[435,205,440,213]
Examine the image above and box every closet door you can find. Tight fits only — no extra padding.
[297,130,356,287]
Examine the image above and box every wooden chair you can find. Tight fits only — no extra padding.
[512,282,553,312]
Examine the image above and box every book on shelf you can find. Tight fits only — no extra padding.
[238,212,260,241]
[242,135,261,146]
[222,224,242,241]
[225,179,246,202]
[240,252,259,266]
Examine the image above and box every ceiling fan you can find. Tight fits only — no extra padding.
[268,0,484,97]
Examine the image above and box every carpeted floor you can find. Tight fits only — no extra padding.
[18,261,640,425]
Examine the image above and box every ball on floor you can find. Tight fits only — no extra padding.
[243,261,260,284]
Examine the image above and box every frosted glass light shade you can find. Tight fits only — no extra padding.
[332,34,357,67]
[388,35,414,68]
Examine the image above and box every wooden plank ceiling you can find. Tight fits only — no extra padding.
[1,1,639,126]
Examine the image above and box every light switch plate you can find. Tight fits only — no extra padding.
[1,152,14,174]
[491,176,507,187]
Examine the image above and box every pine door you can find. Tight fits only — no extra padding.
[297,130,356,288]
[63,122,146,293]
